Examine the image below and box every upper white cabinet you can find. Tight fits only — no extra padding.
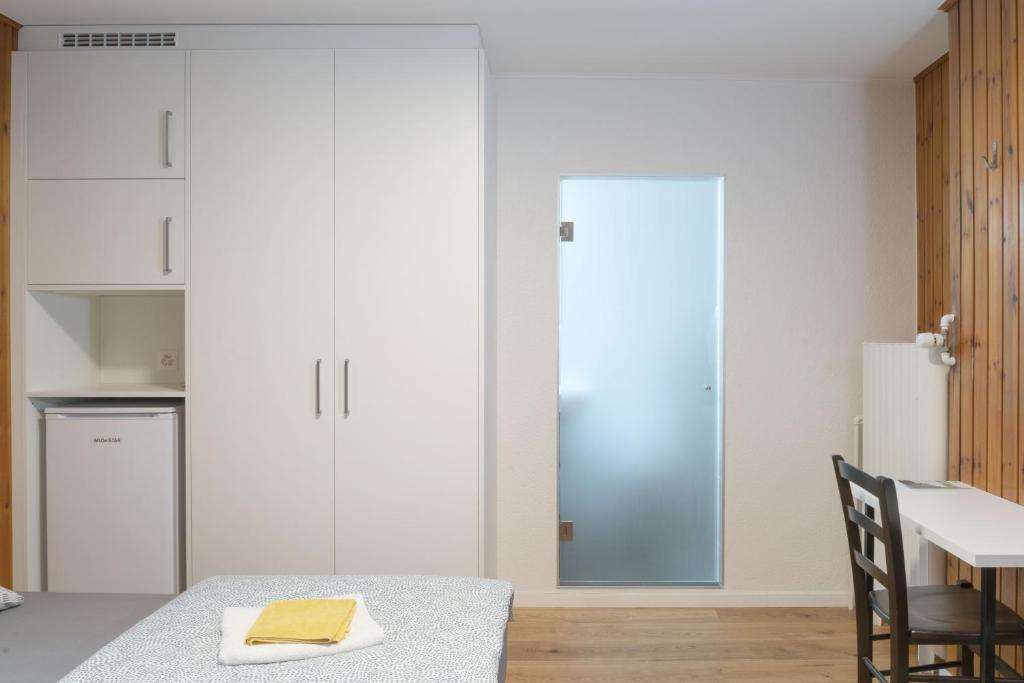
[27,51,185,179]
[27,179,184,285]
[189,50,336,580]
[334,49,482,577]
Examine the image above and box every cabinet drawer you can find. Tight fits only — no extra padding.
[27,180,185,285]
[28,51,185,179]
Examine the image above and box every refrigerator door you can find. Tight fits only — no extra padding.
[45,408,180,594]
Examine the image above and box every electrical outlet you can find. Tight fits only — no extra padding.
[158,350,179,371]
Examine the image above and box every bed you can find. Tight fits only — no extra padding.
[6,575,513,683]
[0,577,512,683]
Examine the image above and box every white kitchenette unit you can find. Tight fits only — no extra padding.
[8,25,497,591]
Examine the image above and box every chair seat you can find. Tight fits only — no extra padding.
[870,585,1024,643]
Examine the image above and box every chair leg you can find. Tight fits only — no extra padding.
[960,645,974,677]
[889,629,910,683]
[855,605,873,683]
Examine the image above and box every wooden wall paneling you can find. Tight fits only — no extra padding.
[1001,0,1019,503]
[999,2,1019,665]
[0,16,16,590]
[940,5,1024,663]
[942,56,950,335]
[948,0,963,592]
[931,67,938,325]
[986,0,1002,509]
[938,63,942,325]
[918,54,952,334]
[928,67,937,330]
[919,72,929,331]
[984,18,1002,661]
[942,57,951,331]
[1016,0,1024,670]
[971,0,989,594]
[959,0,977,587]
[943,68,950,322]
[940,62,949,328]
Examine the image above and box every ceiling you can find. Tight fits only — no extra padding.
[0,0,949,79]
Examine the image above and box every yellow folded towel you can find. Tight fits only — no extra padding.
[244,599,357,646]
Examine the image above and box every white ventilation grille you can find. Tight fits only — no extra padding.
[59,32,177,48]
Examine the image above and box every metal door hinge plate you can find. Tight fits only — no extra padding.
[559,221,574,242]
[559,520,574,542]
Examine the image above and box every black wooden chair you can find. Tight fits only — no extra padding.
[832,455,1024,683]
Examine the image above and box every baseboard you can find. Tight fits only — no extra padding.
[511,588,851,608]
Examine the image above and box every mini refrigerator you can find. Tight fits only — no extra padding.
[45,404,183,594]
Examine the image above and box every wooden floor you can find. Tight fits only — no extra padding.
[505,607,864,682]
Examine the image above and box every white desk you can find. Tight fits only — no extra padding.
[852,482,1024,682]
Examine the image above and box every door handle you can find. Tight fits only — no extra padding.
[164,110,174,168]
[163,217,173,274]
[343,358,350,419]
[315,358,323,418]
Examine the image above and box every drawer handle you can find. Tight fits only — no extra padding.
[163,217,172,274]
[164,110,174,168]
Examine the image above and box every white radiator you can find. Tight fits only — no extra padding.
[861,342,949,589]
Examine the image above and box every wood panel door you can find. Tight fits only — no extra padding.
[190,50,335,580]
[27,51,184,179]
[335,49,481,576]
[27,180,184,285]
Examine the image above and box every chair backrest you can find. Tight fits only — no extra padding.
[831,455,909,632]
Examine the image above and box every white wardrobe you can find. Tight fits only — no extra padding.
[9,26,496,590]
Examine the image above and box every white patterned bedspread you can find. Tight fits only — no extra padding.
[60,575,514,683]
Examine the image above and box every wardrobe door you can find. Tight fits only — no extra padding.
[335,49,480,576]
[27,51,184,179]
[190,50,335,580]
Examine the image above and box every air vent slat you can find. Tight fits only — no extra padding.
[59,32,177,48]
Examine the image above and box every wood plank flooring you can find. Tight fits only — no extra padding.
[506,607,865,682]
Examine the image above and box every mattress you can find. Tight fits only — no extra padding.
[60,575,514,683]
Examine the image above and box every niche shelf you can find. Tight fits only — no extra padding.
[25,290,186,400]
[28,284,185,295]
[27,383,185,399]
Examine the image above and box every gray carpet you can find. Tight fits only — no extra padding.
[0,592,171,683]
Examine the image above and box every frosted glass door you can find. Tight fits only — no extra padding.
[558,176,723,586]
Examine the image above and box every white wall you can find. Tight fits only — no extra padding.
[495,76,917,606]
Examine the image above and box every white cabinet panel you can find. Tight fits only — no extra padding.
[27,180,184,285]
[27,51,184,179]
[190,50,335,580]
[335,49,480,576]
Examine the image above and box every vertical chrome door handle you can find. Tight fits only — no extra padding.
[163,217,173,274]
[164,110,174,168]
[343,359,350,419]
[315,358,323,418]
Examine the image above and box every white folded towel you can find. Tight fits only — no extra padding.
[219,593,384,666]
